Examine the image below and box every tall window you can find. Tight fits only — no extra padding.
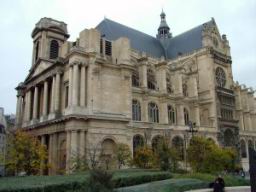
[132,100,141,121]
[133,135,144,156]
[49,40,59,59]
[182,83,188,97]
[168,105,176,124]
[240,140,247,158]
[100,38,103,54]
[132,72,140,87]
[172,136,184,160]
[148,102,159,123]
[105,40,112,56]
[184,108,189,125]
[215,67,226,87]
[147,69,156,90]
[65,85,69,108]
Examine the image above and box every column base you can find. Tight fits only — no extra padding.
[32,118,39,124]
[40,115,48,122]
[48,113,57,120]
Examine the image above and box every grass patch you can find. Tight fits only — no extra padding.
[173,172,250,187]
[0,169,172,192]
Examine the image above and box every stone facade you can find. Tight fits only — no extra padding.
[0,108,7,176]
[15,14,256,174]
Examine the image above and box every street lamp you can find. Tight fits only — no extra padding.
[186,121,198,137]
[184,121,198,171]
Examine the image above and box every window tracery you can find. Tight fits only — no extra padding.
[132,100,141,121]
[215,67,226,87]
[168,105,176,124]
[148,102,159,123]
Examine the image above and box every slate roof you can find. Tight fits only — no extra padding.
[96,18,213,59]
[96,19,165,58]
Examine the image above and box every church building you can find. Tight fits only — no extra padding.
[15,11,256,174]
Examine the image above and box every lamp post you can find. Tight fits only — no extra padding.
[186,121,198,137]
[184,121,198,171]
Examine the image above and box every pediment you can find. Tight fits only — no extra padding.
[26,60,54,81]
[32,61,53,77]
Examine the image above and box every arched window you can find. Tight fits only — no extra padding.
[147,69,156,90]
[223,129,235,147]
[101,138,117,169]
[240,139,247,158]
[184,108,189,125]
[133,135,144,157]
[152,135,164,152]
[148,102,159,123]
[248,140,253,150]
[182,83,188,97]
[132,100,141,121]
[168,105,176,124]
[132,72,140,87]
[35,41,40,61]
[49,40,59,59]
[215,67,226,87]
[172,136,184,160]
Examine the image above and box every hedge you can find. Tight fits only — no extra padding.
[0,170,172,192]
[174,173,250,187]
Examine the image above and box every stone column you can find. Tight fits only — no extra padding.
[156,65,167,93]
[23,93,28,122]
[55,72,61,112]
[80,65,86,107]
[40,135,46,175]
[177,104,185,126]
[72,64,79,106]
[16,95,23,125]
[48,134,53,175]
[50,76,56,113]
[68,66,73,107]
[27,90,32,121]
[33,86,38,120]
[160,101,168,124]
[43,81,48,117]
[194,105,200,127]
[66,131,71,173]
[142,97,148,122]
[79,130,86,158]
[71,131,78,157]
[174,73,182,95]
[52,133,58,174]
[139,63,147,88]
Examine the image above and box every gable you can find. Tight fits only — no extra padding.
[26,60,53,81]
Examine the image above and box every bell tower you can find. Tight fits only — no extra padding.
[156,10,172,39]
[31,17,69,66]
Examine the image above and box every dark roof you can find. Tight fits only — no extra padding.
[96,18,213,59]
[166,22,209,58]
[96,18,165,58]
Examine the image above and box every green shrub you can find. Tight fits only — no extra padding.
[187,136,238,173]
[0,169,172,192]
[174,173,250,187]
[87,169,114,192]
[114,172,172,188]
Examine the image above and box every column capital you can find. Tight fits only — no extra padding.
[70,60,83,66]
[56,68,64,75]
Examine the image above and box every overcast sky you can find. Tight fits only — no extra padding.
[0,0,255,114]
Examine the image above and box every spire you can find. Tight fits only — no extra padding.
[157,10,172,39]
